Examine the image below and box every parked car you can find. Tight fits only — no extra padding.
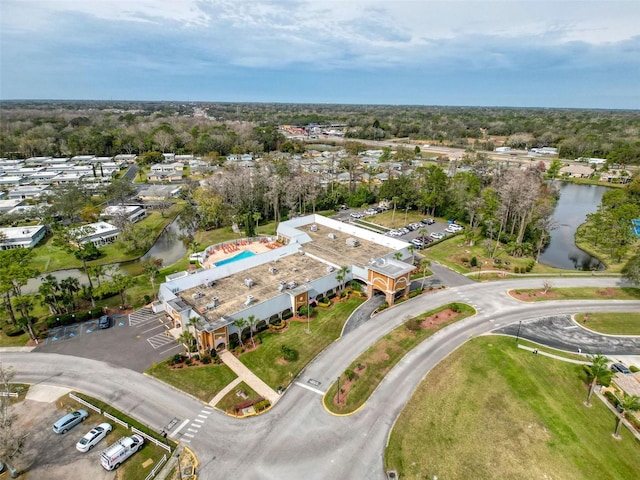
[409,222,422,230]
[76,423,113,452]
[445,226,460,233]
[611,363,631,375]
[421,218,435,225]
[53,409,88,434]
[100,434,144,471]
[430,232,445,239]
[98,315,111,329]
[410,238,424,248]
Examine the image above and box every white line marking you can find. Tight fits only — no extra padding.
[187,428,199,432]
[295,381,325,396]
[169,419,190,438]
[141,324,168,334]
[203,407,213,411]
[159,344,182,355]
[193,419,204,423]
[197,414,207,419]
[181,439,191,443]
[183,433,195,438]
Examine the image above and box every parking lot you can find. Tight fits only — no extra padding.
[36,309,183,372]
[333,207,460,247]
[11,387,116,480]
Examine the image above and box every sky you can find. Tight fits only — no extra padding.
[1,0,639,109]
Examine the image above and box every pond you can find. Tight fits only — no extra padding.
[23,217,187,294]
[538,182,609,270]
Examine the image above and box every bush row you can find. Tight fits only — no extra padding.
[44,307,105,328]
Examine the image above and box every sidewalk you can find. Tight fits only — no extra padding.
[209,377,242,407]
[218,350,280,405]
[517,343,590,365]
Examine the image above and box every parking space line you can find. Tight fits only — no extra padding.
[141,323,169,334]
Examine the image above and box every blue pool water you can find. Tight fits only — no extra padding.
[214,250,255,267]
[633,219,640,237]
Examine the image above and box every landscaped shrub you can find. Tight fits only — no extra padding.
[470,256,478,267]
[185,357,193,366]
[415,288,423,294]
[630,365,639,373]
[254,399,271,412]
[378,302,389,311]
[405,318,422,332]
[270,321,287,331]
[604,390,619,408]
[344,369,356,381]
[327,292,336,300]
[460,257,469,264]
[525,260,535,272]
[201,355,212,364]
[449,303,462,313]
[318,301,331,308]
[282,311,293,320]
[4,326,24,337]
[281,345,299,361]
[408,291,418,298]
[234,346,243,356]
[171,353,185,365]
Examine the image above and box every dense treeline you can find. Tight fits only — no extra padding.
[1,101,639,163]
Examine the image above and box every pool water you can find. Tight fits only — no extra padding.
[214,250,256,267]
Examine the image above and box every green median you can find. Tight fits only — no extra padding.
[324,302,475,415]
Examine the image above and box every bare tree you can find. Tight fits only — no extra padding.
[542,280,553,295]
[0,363,26,478]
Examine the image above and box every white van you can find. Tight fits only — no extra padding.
[100,434,144,470]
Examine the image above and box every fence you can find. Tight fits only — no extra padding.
[103,411,129,428]
[132,427,172,452]
[68,393,172,452]
[0,391,18,398]
[144,453,167,480]
[69,393,101,413]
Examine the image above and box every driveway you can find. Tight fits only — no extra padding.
[35,309,183,372]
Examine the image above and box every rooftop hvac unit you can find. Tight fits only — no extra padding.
[328,233,337,239]
[327,265,335,273]
[205,280,216,287]
[269,266,278,275]
[287,281,298,289]
[244,295,254,306]
[244,278,255,288]
[191,291,204,300]
[278,283,286,292]
[346,237,360,247]
[310,224,318,232]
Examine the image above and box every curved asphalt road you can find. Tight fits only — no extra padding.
[4,276,640,480]
[495,314,640,354]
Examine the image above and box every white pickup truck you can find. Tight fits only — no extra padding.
[100,434,144,471]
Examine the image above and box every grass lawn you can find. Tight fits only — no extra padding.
[239,296,365,389]
[324,303,475,414]
[215,381,261,412]
[0,327,30,347]
[577,312,640,335]
[62,393,172,479]
[511,287,640,302]
[367,210,429,229]
[145,361,237,402]
[386,336,640,480]
[426,236,578,276]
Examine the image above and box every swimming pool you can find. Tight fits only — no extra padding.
[214,250,256,267]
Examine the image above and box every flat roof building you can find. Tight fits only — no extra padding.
[0,225,47,250]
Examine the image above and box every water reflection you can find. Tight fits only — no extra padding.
[538,182,608,270]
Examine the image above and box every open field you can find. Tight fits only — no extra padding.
[146,362,237,402]
[324,303,475,414]
[577,312,640,335]
[386,336,640,480]
[240,296,365,389]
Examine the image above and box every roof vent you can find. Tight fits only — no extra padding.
[244,278,255,288]
[244,295,254,306]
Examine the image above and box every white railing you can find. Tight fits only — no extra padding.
[0,391,18,397]
[131,427,172,452]
[144,454,167,480]
[103,411,129,428]
[69,393,101,413]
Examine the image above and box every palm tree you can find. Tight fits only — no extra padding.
[247,315,259,347]
[420,258,432,290]
[39,274,62,314]
[233,318,248,348]
[584,354,612,407]
[613,392,640,438]
[177,331,196,354]
[13,294,37,342]
[393,251,402,261]
[408,244,416,264]
[185,317,201,353]
[335,266,350,293]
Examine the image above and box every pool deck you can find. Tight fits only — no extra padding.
[203,241,274,269]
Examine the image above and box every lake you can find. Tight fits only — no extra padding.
[538,182,609,270]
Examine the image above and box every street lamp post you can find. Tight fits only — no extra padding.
[515,321,522,343]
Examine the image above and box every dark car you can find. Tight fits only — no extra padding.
[611,363,631,375]
[98,315,111,329]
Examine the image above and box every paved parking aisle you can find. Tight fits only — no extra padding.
[36,309,183,372]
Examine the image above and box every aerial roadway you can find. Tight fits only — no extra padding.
[5,276,639,480]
